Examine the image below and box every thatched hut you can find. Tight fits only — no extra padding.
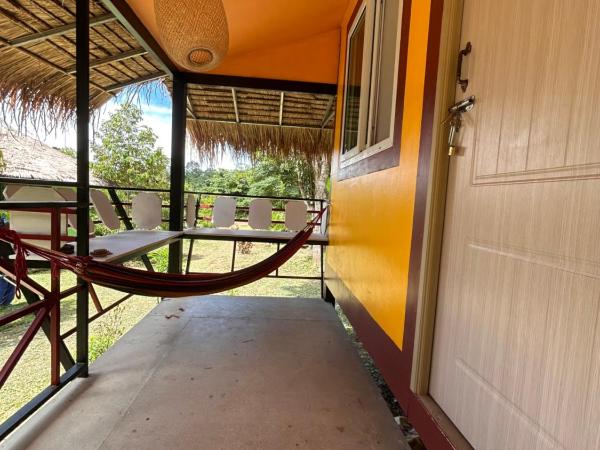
[0,129,104,184]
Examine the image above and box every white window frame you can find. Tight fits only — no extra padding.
[340,0,403,168]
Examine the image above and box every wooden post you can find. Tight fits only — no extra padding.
[168,73,187,274]
[75,0,90,376]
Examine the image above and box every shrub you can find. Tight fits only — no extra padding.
[89,306,126,363]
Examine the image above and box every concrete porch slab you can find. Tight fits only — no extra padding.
[2,296,409,450]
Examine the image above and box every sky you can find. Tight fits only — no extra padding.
[6,83,236,169]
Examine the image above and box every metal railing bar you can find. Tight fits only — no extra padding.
[0,177,328,203]
[0,363,86,441]
[60,292,135,340]
[0,201,78,209]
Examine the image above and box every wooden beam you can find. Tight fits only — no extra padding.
[6,13,116,48]
[104,71,166,92]
[182,73,338,96]
[186,97,197,119]
[168,73,187,274]
[100,0,177,75]
[320,97,335,129]
[231,88,240,123]
[75,0,90,377]
[66,47,147,73]
[0,35,110,95]
[190,117,329,132]
[278,92,285,126]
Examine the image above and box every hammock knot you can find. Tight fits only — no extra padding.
[0,229,29,297]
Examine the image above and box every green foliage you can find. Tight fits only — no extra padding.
[185,153,317,201]
[88,306,126,362]
[147,247,169,273]
[57,146,77,158]
[91,103,169,189]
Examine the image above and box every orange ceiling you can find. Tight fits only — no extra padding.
[126,0,351,83]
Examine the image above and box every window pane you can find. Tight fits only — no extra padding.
[372,0,400,144]
[342,12,366,154]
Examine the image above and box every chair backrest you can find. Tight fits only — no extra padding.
[7,186,69,248]
[248,198,272,230]
[186,194,197,229]
[3,184,22,199]
[284,200,308,231]
[212,196,236,228]
[131,192,162,229]
[54,187,95,234]
[90,189,121,230]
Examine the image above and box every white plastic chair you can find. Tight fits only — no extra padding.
[90,189,121,230]
[284,200,308,231]
[186,194,197,229]
[212,196,236,228]
[248,198,272,230]
[7,186,69,248]
[54,187,94,234]
[131,192,163,230]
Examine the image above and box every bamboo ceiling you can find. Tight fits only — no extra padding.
[0,0,166,126]
[184,84,336,162]
[0,0,336,161]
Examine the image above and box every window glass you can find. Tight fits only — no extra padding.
[342,12,366,154]
[371,0,400,145]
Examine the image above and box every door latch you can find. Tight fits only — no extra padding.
[446,96,475,156]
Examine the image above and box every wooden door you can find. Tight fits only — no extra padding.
[429,0,600,448]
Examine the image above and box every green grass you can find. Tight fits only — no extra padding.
[0,239,320,423]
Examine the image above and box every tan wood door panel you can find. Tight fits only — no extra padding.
[429,0,600,448]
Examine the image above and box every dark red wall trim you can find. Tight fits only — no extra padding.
[326,0,466,448]
[326,265,456,450]
[336,0,412,181]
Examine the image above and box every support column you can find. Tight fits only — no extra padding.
[75,0,89,376]
[168,73,187,274]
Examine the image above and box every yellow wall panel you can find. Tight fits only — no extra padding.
[328,0,432,349]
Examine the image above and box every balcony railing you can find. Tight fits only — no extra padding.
[0,177,327,438]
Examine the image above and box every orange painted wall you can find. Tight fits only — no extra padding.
[125,0,348,83]
[328,0,432,349]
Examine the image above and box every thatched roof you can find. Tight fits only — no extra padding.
[0,0,166,127]
[0,129,104,184]
[0,0,336,162]
[185,84,335,162]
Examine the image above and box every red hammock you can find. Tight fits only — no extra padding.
[0,208,326,298]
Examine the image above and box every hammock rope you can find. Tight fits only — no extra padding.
[0,208,326,298]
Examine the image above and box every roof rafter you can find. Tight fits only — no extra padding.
[191,117,327,131]
[6,13,116,48]
[0,34,110,95]
[278,92,285,126]
[104,71,166,92]
[320,97,335,129]
[65,47,147,74]
[231,88,240,123]
[186,97,197,119]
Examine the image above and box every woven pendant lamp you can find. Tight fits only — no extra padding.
[154,0,229,71]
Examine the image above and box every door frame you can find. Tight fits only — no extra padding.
[411,0,465,396]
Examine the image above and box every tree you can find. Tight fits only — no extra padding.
[57,146,76,158]
[91,103,169,188]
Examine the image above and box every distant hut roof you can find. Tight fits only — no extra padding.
[0,129,105,184]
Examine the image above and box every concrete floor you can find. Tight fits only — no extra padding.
[3,296,409,450]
